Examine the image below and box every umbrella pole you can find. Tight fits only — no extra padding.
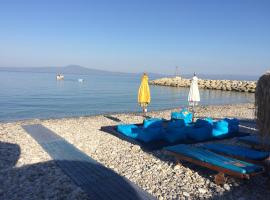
[192,104,195,123]
[142,105,146,117]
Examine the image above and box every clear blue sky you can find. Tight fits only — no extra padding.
[0,0,269,75]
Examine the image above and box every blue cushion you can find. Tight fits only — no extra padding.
[137,127,165,143]
[167,120,186,129]
[204,117,214,125]
[187,126,213,142]
[212,129,228,138]
[212,120,229,138]
[171,109,192,123]
[202,143,270,161]
[214,120,229,131]
[194,119,213,128]
[164,126,190,143]
[117,124,142,138]
[143,118,163,128]
[164,144,264,174]
[224,118,239,133]
[224,118,239,125]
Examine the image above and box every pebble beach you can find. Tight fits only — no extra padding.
[1,103,270,200]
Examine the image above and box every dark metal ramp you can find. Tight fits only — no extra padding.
[22,124,155,200]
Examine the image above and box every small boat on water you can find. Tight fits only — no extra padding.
[56,74,64,80]
[78,78,84,83]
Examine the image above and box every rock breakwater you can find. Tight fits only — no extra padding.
[150,77,257,93]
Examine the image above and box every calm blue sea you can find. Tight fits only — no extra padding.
[0,71,254,122]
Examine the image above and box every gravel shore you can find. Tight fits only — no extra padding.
[1,103,270,200]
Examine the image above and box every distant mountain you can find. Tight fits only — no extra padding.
[0,65,259,80]
[0,65,113,75]
[0,65,166,78]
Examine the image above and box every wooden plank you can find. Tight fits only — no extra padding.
[22,124,155,200]
[165,150,264,180]
[200,146,269,167]
[238,135,270,148]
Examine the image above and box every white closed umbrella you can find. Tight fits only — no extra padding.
[188,74,200,122]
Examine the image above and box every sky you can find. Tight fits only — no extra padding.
[0,0,269,75]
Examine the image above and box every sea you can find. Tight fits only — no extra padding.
[0,71,255,122]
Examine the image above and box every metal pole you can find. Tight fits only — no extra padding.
[192,104,195,123]
[142,105,147,117]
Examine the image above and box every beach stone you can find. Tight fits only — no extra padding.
[174,165,181,170]
[183,192,190,197]
[223,184,230,191]
[198,188,207,194]
[2,103,270,199]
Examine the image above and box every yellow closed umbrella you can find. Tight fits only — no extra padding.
[138,73,151,113]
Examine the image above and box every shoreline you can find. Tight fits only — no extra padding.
[0,102,255,124]
[2,103,268,200]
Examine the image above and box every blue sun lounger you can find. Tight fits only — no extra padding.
[237,135,270,148]
[164,144,264,184]
[201,143,270,163]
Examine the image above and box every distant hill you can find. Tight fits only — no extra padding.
[0,65,166,78]
[0,65,117,75]
[0,65,257,81]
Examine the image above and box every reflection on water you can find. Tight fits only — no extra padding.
[0,71,254,121]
